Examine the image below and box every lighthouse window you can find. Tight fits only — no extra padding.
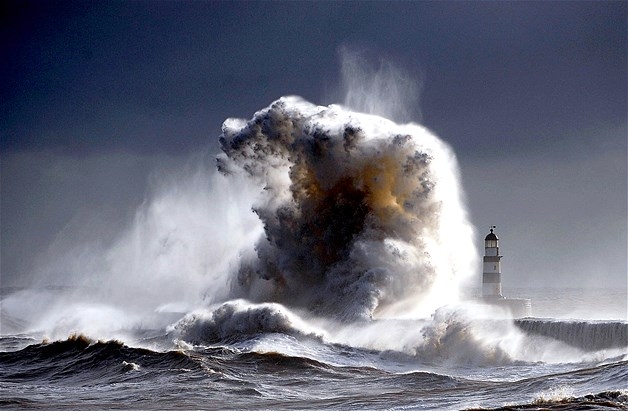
[494,265,497,270]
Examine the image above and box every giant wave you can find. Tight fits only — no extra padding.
[217,96,476,321]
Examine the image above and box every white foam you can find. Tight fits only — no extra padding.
[170,300,323,344]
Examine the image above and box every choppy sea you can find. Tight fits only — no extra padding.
[1,287,626,410]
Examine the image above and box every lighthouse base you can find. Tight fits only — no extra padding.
[483,297,532,318]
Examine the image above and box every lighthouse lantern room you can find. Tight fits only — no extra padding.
[482,226,503,299]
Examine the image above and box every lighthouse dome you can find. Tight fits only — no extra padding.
[485,229,498,241]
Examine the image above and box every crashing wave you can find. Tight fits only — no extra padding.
[217,96,475,321]
[170,300,323,344]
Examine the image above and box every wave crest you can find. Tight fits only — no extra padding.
[171,300,323,344]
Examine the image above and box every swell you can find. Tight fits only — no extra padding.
[463,360,628,410]
[466,391,628,410]
[233,350,460,384]
[2,334,626,410]
[0,332,467,391]
[0,334,201,385]
[515,319,628,351]
[515,360,628,390]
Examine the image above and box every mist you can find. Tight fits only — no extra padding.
[1,150,267,337]
[338,47,424,124]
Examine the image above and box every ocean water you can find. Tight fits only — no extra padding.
[1,287,626,410]
[1,98,626,409]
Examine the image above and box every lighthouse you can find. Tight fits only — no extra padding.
[479,226,532,317]
[482,226,503,299]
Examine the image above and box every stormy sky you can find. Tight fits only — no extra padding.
[1,0,626,289]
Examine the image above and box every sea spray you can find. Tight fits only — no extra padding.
[1,94,477,336]
[218,96,476,320]
[322,303,593,366]
[0,157,264,339]
[339,47,423,124]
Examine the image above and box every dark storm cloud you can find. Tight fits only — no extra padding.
[409,2,626,155]
[1,1,340,154]
[2,1,625,156]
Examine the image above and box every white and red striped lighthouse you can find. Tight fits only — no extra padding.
[482,226,503,299]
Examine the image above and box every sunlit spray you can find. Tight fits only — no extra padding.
[217,95,476,319]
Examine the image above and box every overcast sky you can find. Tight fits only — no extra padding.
[1,0,626,289]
